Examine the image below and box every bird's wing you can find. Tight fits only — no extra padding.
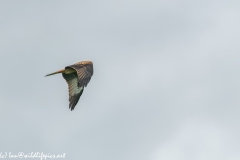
[66,63,93,88]
[62,72,84,111]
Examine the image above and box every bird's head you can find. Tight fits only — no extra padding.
[76,60,93,65]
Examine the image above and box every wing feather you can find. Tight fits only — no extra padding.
[62,73,84,111]
[65,63,93,88]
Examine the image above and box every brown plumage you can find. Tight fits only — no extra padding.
[45,61,93,111]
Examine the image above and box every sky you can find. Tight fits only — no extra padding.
[0,0,240,160]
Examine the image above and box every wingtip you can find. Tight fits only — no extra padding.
[69,106,74,111]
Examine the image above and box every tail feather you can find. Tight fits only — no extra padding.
[45,69,65,77]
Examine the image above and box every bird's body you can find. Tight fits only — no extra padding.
[45,60,93,111]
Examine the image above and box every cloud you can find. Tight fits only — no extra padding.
[152,118,240,160]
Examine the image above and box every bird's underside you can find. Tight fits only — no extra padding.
[45,61,93,111]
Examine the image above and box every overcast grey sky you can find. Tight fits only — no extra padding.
[0,0,240,160]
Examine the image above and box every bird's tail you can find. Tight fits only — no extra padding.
[45,69,65,77]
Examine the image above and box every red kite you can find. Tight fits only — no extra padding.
[45,61,93,111]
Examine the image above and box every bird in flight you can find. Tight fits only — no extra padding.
[45,61,93,111]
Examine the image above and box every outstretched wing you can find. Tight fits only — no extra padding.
[62,72,84,111]
[65,63,93,88]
